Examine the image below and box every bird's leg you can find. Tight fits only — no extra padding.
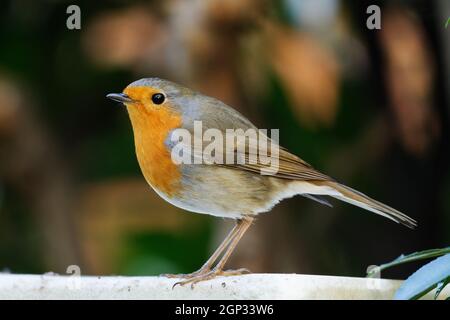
[162,219,242,279]
[173,216,254,288]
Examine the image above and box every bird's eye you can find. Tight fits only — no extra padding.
[151,93,165,105]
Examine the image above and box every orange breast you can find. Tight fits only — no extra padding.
[124,87,182,197]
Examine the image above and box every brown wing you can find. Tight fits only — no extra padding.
[175,98,332,181]
[220,144,333,182]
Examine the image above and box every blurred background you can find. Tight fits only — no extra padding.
[0,0,449,280]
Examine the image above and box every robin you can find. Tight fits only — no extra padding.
[107,78,416,287]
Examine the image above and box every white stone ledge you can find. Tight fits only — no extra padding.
[0,273,446,300]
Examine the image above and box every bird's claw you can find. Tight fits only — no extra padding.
[161,268,208,280]
[171,267,251,289]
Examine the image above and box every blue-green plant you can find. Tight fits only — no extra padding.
[367,247,450,300]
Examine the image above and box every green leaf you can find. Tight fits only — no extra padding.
[394,254,450,300]
[367,247,450,278]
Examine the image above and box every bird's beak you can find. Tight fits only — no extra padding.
[106,93,133,104]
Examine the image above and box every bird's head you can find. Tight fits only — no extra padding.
[106,78,193,115]
[106,78,194,150]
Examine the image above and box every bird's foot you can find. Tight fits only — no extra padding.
[172,267,250,289]
[160,267,210,279]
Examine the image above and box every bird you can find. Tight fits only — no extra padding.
[107,78,416,287]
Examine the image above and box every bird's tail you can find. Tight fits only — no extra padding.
[321,181,417,229]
